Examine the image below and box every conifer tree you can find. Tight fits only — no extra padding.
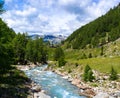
[83,65,95,82]
[83,65,91,82]
[109,66,118,80]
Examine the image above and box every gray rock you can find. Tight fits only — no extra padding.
[93,92,109,98]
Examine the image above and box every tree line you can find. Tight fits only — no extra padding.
[13,33,48,65]
[0,17,48,69]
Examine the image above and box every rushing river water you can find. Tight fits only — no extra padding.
[24,65,86,98]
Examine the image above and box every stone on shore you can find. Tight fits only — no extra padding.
[80,88,96,97]
[33,92,51,98]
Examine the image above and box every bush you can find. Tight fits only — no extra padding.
[88,53,92,58]
[58,57,66,67]
[54,47,64,61]
[75,63,79,67]
[68,69,72,73]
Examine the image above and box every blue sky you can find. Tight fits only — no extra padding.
[0,0,120,35]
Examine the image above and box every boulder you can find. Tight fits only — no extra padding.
[31,85,41,92]
[34,92,51,98]
[79,88,96,97]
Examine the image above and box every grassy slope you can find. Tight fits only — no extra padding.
[63,39,120,74]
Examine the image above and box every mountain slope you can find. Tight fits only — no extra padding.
[65,4,120,49]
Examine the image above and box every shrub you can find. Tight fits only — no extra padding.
[75,63,79,67]
[58,57,66,67]
[88,53,92,58]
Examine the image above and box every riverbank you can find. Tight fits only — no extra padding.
[16,64,51,98]
[17,64,120,98]
[49,66,120,98]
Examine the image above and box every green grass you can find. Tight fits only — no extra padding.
[66,57,120,74]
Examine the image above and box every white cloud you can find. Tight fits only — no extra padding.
[15,7,37,17]
[1,0,120,35]
[86,0,120,19]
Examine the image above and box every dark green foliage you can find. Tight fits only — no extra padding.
[0,2,16,67]
[109,66,118,80]
[12,33,27,64]
[75,63,79,67]
[25,39,34,62]
[83,65,91,81]
[83,65,95,82]
[88,69,95,82]
[0,18,16,67]
[58,57,66,67]
[25,37,48,64]
[54,47,64,61]
[100,46,104,56]
[65,4,120,49]
[68,68,72,73]
[88,53,92,58]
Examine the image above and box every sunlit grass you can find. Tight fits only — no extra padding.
[66,57,120,74]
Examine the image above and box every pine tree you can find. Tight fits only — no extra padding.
[83,65,91,82]
[12,33,27,64]
[109,66,118,80]
[83,65,95,82]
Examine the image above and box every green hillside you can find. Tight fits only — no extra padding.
[65,4,120,49]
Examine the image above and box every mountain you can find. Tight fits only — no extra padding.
[28,34,44,39]
[28,34,67,45]
[65,4,120,49]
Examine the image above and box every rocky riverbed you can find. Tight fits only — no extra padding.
[51,68,120,98]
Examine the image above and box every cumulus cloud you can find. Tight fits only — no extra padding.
[1,0,120,35]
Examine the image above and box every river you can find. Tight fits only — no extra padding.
[24,65,86,98]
